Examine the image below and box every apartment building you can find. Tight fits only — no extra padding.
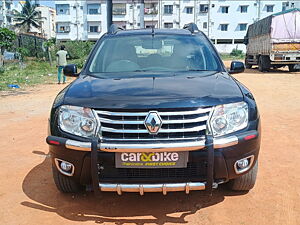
[12,2,56,39]
[36,6,56,39]
[0,0,13,27]
[55,0,295,52]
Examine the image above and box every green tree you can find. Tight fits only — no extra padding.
[0,28,16,67]
[13,0,42,33]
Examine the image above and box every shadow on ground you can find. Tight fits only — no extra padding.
[21,152,248,224]
[244,67,299,74]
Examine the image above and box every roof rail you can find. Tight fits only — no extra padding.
[108,24,125,34]
[183,23,199,33]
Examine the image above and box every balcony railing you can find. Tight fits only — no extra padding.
[145,8,158,15]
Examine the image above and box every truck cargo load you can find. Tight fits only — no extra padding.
[244,8,300,72]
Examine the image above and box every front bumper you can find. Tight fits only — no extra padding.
[47,129,260,195]
[46,134,245,152]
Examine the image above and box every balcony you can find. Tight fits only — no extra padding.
[145,0,158,3]
[145,8,158,15]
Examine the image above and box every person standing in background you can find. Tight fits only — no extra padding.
[56,45,69,84]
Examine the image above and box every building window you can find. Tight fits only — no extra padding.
[89,26,99,33]
[203,22,208,29]
[199,4,208,13]
[56,4,70,15]
[88,22,101,33]
[145,3,158,15]
[87,4,101,15]
[240,5,248,13]
[266,5,274,12]
[164,23,173,28]
[113,3,126,15]
[57,24,70,33]
[186,7,193,14]
[220,6,229,14]
[164,5,173,14]
[282,2,289,11]
[239,23,247,31]
[220,24,228,31]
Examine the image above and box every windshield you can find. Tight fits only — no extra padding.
[88,34,222,75]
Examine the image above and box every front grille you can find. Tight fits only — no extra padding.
[94,107,212,142]
[99,162,207,182]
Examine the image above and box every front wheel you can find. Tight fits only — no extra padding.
[228,160,258,191]
[288,64,298,72]
[245,56,252,69]
[52,164,83,193]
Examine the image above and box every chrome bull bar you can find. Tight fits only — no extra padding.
[99,182,219,195]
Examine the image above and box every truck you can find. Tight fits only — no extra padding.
[46,24,261,196]
[244,8,300,72]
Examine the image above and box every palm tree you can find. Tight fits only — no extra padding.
[13,0,42,33]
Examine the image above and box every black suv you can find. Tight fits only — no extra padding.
[47,24,260,195]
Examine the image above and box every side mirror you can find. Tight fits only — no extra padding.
[63,64,79,77]
[229,61,245,74]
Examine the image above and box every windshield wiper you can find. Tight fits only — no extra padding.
[187,69,209,71]
[132,69,148,72]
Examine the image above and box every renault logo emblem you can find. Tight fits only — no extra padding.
[144,111,162,134]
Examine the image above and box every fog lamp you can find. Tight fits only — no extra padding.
[237,159,249,169]
[234,155,254,174]
[60,161,73,172]
[55,158,75,176]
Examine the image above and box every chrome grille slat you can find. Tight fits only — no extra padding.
[95,108,211,117]
[98,116,209,125]
[102,137,204,141]
[101,125,207,134]
[96,108,211,142]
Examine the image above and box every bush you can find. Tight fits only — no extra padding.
[230,49,244,57]
[0,67,5,73]
[51,41,95,60]
[70,58,86,69]
[16,47,30,60]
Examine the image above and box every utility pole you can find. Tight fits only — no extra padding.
[140,0,144,28]
[107,0,113,30]
[208,0,211,38]
[257,0,261,20]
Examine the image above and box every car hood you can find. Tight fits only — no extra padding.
[63,72,243,109]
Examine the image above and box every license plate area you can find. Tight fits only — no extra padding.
[115,152,189,168]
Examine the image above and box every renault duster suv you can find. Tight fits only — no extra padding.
[47,24,260,195]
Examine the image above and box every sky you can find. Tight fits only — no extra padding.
[13,0,55,8]
[38,0,55,7]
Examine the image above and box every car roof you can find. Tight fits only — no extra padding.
[106,28,204,37]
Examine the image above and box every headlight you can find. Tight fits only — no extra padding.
[209,102,248,137]
[58,105,99,138]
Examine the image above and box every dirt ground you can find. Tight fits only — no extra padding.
[0,65,299,225]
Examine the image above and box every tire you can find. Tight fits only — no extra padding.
[245,56,252,69]
[245,61,252,69]
[228,160,258,191]
[52,164,83,193]
[245,64,252,69]
[288,65,297,72]
[258,56,270,72]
